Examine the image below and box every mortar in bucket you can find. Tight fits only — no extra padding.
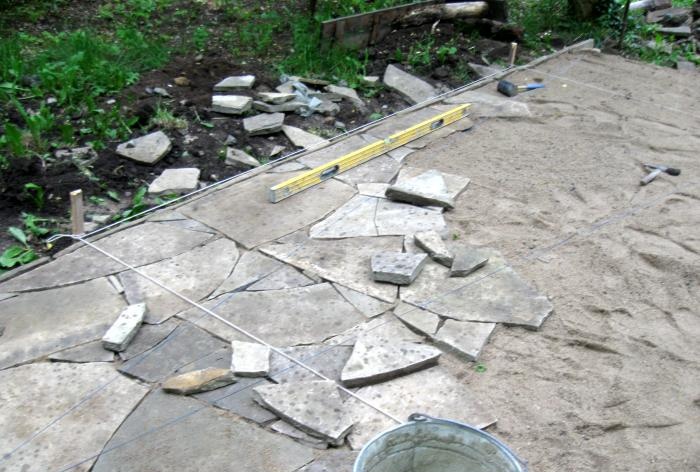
[354,414,528,472]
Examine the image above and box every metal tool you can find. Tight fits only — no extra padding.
[497,79,545,97]
[640,163,681,186]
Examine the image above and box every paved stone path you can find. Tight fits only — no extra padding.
[2,45,697,471]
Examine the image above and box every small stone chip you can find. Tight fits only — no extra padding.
[371,252,428,285]
[413,230,453,267]
[450,247,490,277]
[231,341,270,377]
[102,303,146,352]
[162,367,236,395]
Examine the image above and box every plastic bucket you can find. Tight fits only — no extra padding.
[353,414,528,472]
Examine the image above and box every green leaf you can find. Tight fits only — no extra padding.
[106,190,120,202]
[8,226,28,245]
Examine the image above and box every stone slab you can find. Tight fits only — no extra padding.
[268,344,354,384]
[450,247,490,277]
[254,380,353,443]
[116,131,172,164]
[148,168,200,195]
[403,234,426,254]
[310,194,379,239]
[212,95,253,114]
[162,367,236,394]
[260,236,401,302]
[181,172,355,249]
[371,252,428,285]
[394,166,470,202]
[282,125,330,149]
[296,135,366,169]
[211,250,284,297]
[119,318,180,360]
[247,264,315,291]
[271,420,329,449]
[213,75,255,90]
[253,100,306,113]
[383,64,437,105]
[444,90,532,118]
[119,238,239,324]
[0,222,214,292]
[401,252,553,329]
[0,292,16,301]
[259,92,296,104]
[326,84,365,109]
[434,319,496,361]
[269,161,308,173]
[102,303,146,352]
[195,375,278,424]
[92,390,313,472]
[357,183,390,198]
[414,230,453,266]
[346,366,496,450]
[341,334,441,387]
[232,340,270,377]
[244,112,285,135]
[225,147,261,169]
[119,322,228,382]
[48,340,115,363]
[0,278,125,370]
[299,450,358,472]
[393,302,440,336]
[0,362,148,472]
[385,169,455,209]
[179,283,366,346]
[334,154,401,186]
[375,199,447,236]
[334,284,394,318]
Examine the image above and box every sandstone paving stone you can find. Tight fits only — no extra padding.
[48,340,115,363]
[0,292,16,301]
[232,340,270,377]
[225,147,261,169]
[195,375,278,424]
[0,222,214,292]
[282,125,330,149]
[393,301,441,336]
[254,100,307,113]
[244,112,285,135]
[0,278,125,370]
[259,92,296,104]
[212,95,253,114]
[334,154,401,186]
[450,247,490,277]
[119,321,228,382]
[341,333,441,387]
[296,135,365,168]
[401,252,553,329]
[260,236,402,302]
[375,199,447,236]
[213,75,255,90]
[162,367,236,394]
[383,64,437,104]
[367,105,449,138]
[371,252,428,285]
[181,172,355,249]
[246,264,315,291]
[403,234,426,254]
[269,161,308,173]
[325,84,365,110]
[268,344,354,384]
[326,312,423,348]
[92,390,313,472]
[346,365,496,450]
[309,195,379,239]
[211,250,284,297]
[271,420,329,449]
[444,90,532,118]
[254,380,353,444]
[394,166,471,202]
[414,230,454,266]
[404,120,474,150]
[102,303,146,352]
[148,168,200,194]
[119,318,180,360]
[116,131,172,164]
[434,319,496,361]
[385,169,455,209]
[333,284,394,318]
[299,449,358,472]
[119,238,239,324]
[155,217,218,234]
[356,183,390,198]
[180,283,366,346]
[0,362,148,472]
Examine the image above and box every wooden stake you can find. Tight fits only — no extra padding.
[509,42,518,66]
[70,189,85,235]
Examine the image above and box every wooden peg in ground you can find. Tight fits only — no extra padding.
[70,189,85,235]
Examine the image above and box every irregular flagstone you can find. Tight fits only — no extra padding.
[260,236,402,302]
[246,264,315,291]
[334,154,401,186]
[196,376,278,424]
[0,278,125,370]
[0,292,16,301]
[116,131,172,164]
[325,84,365,109]
[309,195,379,239]
[393,301,440,336]
[405,119,474,150]
[148,168,200,195]
[147,210,189,222]
[271,420,329,449]
[371,252,428,285]
[326,313,423,347]
[334,284,394,318]
[244,112,285,135]
[341,333,441,387]
[269,161,307,173]
[254,380,353,444]
[259,92,296,104]
[357,183,390,198]
[179,284,366,346]
[253,100,307,113]
[211,250,284,297]
[92,390,313,472]
[394,166,470,202]
[346,365,497,450]
[102,303,146,352]
[434,319,496,361]
[231,340,270,377]
[225,147,261,169]
[297,135,366,169]
[268,344,354,384]
[282,125,330,149]
[450,247,490,277]
[162,367,236,394]
[119,238,239,324]
[367,105,450,138]
[444,90,532,118]
[119,318,180,360]
[0,222,214,292]
[414,230,453,266]
[119,322,228,382]
[375,199,447,236]
[299,450,358,472]
[0,362,148,472]
[155,217,218,234]
[401,253,553,329]
[49,340,115,363]
[212,95,253,115]
[404,234,426,254]
[383,64,437,104]
[214,75,256,90]
[385,169,455,209]
[181,172,355,249]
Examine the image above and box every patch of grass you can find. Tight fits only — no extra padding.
[150,103,187,130]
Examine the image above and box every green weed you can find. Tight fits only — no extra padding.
[21,212,54,237]
[150,103,187,130]
[0,226,37,271]
[407,36,435,69]
[23,183,45,210]
[113,186,148,221]
[192,26,210,51]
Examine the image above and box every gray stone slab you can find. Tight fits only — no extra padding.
[268,344,354,384]
[225,147,261,169]
[49,340,115,363]
[371,252,428,285]
[326,84,365,109]
[403,234,426,254]
[393,302,440,336]
[0,292,16,301]
[260,236,402,302]
[309,195,379,239]
[434,319,496,361]
[155,217,218,234]
[102,303,146,352]
[271,420,329,449]
[414,230,453,267]
[254,380,353,444]
[253,100,307,113]
[259,92,296,104]
[346,365,497,450]
[179,283,365,346]
[383,64,437,104]
[375,199,447,236]
[367,106,450,138]
[297,135,366,169]
[92,390,313,472]
[0,222,214,292]
[401,252,553,329]
[116,131,172,164]
[232,340,270,377]
[341,333,441,387]
[404,119,474,150]
[181,172,355,249]
[195,375,278,424]
[269,161,307,173]
[212,95,253,114]
[148,168,200,195]
[244,112,285,135]
[334,154,401,186]
[282,125,330,149]
[469,62,504,78]
[395,166,471,202]
[247,264,315,291]
[0,362,148,472]
[0,278,125,370]
[386,169,455,209]
[659,25,691,37]
[211,250,283,297]
[356,183,390,198]
[334,284,394,318]
[444,90,532,118]
[450,247,490,277]
[299,450,358,472]
[162,367,236,394]
[214,75,255,90]
[119,322,228,382]
[119,318,180,360]
[119,238,239,324]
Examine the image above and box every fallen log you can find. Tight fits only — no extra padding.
[396,1,489,27]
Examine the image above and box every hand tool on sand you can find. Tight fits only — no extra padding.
[497,79,545,97]
[640,163,681,185]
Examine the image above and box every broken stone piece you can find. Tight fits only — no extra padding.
[162,367,236,394]
[231,340,270,377]
[316,100,340,116]
[383,64,437,105]
[385,169,455,209]
[148,168,200,195]
[371,252,428,285]
[258,92,296,104]
[253,380,353,444]
[413,230,453,267]
[212,95,253,115]
[225,147,261,169]
[282,125,329,149]
[213,75,256,91]
[116,131,172,165]
[450,247,490,277]
[243,112,285,136]
[271,420,329,449]
[434,319,496,361]
[325,84,365,110]
[362,75,380,87]
[102,303,146,352]
[253,100,306,113]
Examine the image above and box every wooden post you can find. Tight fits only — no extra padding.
[509,42,518,66]
[70,189,85,235]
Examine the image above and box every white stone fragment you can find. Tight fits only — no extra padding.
[225,148,261,169]
[414,230,453,267]
[116,131,172,164]
[212,95,253,115]
[232,340,271,377]
[258,92,296,104]
[282,125,329,149]
[102,303,146,352]
[371,252,428,285]
[383,64,437,105]
[213,75,256,91]
[148,168,200,195]
[385,169,455,209]
[244,113,285,136]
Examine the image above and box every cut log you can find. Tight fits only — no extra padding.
[396,2,489,27]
